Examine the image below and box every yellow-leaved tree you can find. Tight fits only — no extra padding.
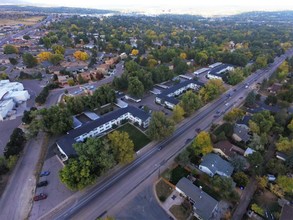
[191,131,213,156]
[73,51,89,61]
[37,52,53,62]
[131,49,139,56]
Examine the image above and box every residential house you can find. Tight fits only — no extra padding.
[213,140,245,159]
[155,79,204,109]
[56,106,151,161]
[199,153,234,177]
[78,72,92,82]
[176,177,218,220]
[48,66,64,75]
[207,62,234,80]
[57,75,72,86]
[233,124,251,143]
[268,83,282,94]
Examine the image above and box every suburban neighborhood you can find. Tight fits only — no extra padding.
[0,3,293,220]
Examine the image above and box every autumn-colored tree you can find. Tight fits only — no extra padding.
[257,176,268,190]
[172,105,185,123]
[73,51,89,61]
[108,131,134,164]
[223,108,245,123]
[67,78,75,86]
[199,79,226,102]
[191,131,213,156]
[52,45,65,55]
[37,52,53,62]
[287,119,293,132]
[251,203,264,216]
[131,49,139,56]
[179,52,187,60]
[275,136,293,153]
[277,175,293,193]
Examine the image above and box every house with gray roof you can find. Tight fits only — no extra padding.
[207,63,234,80]
[56,106,150,161]
[176,177,218,220]
[233,124,251,143]
[199,153,234,177]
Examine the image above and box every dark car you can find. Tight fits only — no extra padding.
[195,128,201,133]
[40,171,50,177]
[36,180,48,188]
[33,193,47,201]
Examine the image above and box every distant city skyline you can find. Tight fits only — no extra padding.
[2,0,293,15]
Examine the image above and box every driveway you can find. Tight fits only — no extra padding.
[114,185,170,220]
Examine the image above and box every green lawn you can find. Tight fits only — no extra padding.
[116,123,150,151]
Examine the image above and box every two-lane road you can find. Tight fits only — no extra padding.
[42,50,293,220]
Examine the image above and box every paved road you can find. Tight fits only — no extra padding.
[0,132,45,220]
[39,50,293,220]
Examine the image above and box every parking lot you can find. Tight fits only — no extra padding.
[29,155,74,220]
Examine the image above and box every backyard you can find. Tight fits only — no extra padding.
[116,123,150,151]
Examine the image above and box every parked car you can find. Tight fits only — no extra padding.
[33,193,47,201]
[36,180,48,188]
[40,171,50,177]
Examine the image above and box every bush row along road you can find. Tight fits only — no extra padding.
[43,50,293,220]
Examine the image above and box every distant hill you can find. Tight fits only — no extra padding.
[0,5,118,14]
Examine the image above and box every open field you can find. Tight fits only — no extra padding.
[0,16,45,26]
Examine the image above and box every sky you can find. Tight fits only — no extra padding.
[3,0,293,15]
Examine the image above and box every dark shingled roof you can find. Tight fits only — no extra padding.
[176,177,218,220]
[56,106,150,157]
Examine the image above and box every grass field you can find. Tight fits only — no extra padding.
[0,16,45,26]
[116,123,150,151]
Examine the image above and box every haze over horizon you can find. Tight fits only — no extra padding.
[2,0,293,16]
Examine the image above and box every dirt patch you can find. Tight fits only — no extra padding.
[0,16,44,26]
[155,179,173,202]
[169,200,192,220]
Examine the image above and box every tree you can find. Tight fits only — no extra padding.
[67,78,75,86]
[59,158,95,190]
[266,159,287,175]
[245,91,256,107]
[37,52,53,62]
[172,105,185,123]
[73,51,89,61]
[22,107,37,124]
[147,111,175,140]
[276,175,293,193]
[251,203,264,216]
[247,151,263,175]
[265,95,278,106]
[9,57,18,65]
[3,128,26,159]
[249,111,275,135]
[195,51,208,66]
[128,77,144,98]
[223,108,245,123]
[230,155,247,171]
[233,172,249,187]
[288,119,293,133]
[275,136,293,153]
[257,176,268,190]
[191,131,213,156]
[49,54,64,65]
[179,91,202,116]
[0,73,8,80]
[179,52,187,60]
[199,79,225,102]
[227,68,244,85]
[23,53,38,68]
[23,35,30,40]
[248,133,265,151]
[255,55,267,68]
[52,45,65,55]
[177,150,190,166]
[131,49,139,56]
[4,44,18,54]
[108,131,135,164]
[43,37,52,50]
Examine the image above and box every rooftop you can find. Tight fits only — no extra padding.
[213,140,245,158]
[176,177,218,220]
[200,153,234,177]
[56,106,150,157]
